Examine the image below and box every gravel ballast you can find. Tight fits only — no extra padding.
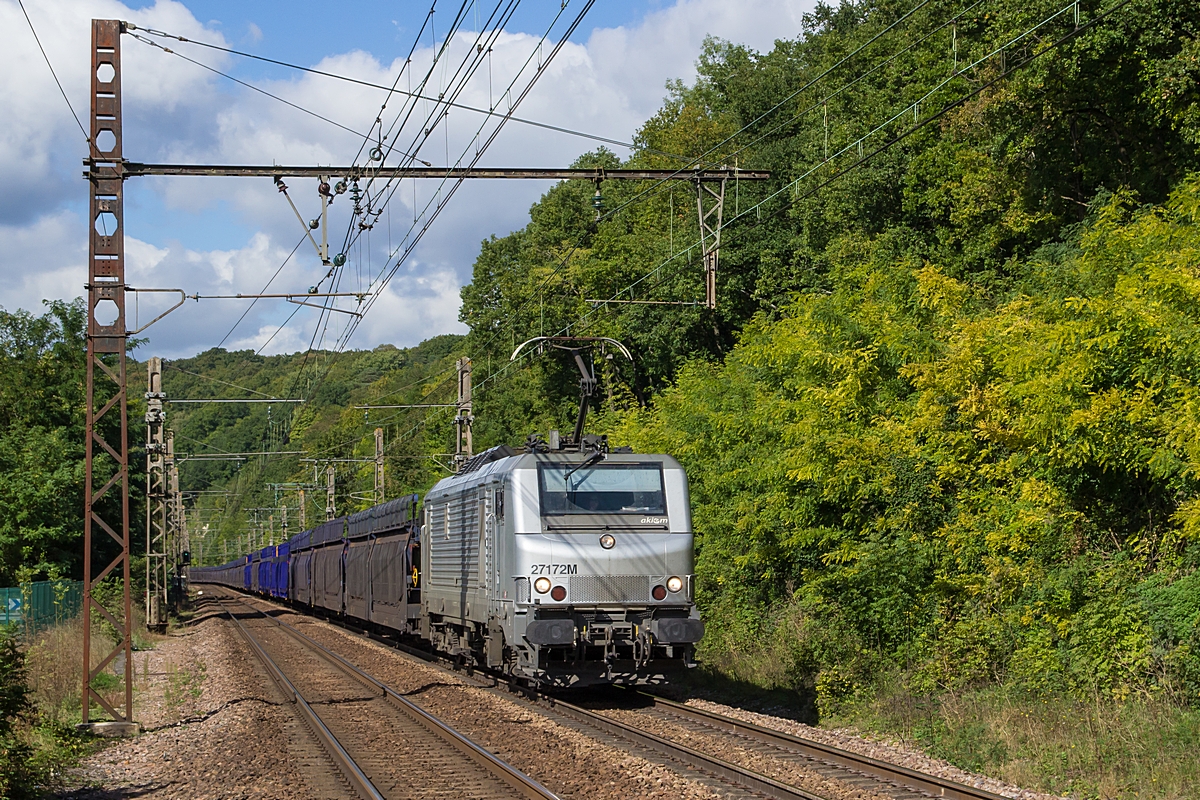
[683,699,1062,800]
[278,608,721,800]
[71,588,1059,800]
[62,599,345,799]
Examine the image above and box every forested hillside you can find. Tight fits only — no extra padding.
[454,0,1200,791]
[165,335,463,556]
[4,0,1200,792]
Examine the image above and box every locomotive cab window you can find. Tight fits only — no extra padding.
[538,463,665,515]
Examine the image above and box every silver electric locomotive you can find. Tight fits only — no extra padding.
[421,437,704,687]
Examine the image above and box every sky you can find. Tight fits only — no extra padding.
[2,0,814,358]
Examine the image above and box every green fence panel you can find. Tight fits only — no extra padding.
[0,580,83,634]
[0,586,20,627]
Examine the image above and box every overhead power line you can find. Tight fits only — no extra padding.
[466,0,1139,405]
[120,13,699,159]
[346,0,598,345]
[286,1,595,436]
[18,0,90,144]
[216,234,307,349]
[164,363,278,399]
[128,32,419,158]
[461,0,950,364]
[270,0,485,422]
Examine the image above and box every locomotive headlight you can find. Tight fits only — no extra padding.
[666,576,684,594]
[534,577,552,594]
[599,534,615,549]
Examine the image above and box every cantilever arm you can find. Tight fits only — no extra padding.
[125,288,186,335]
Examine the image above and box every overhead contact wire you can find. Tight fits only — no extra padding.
[473,0,1138,401]
[18,0,90,145]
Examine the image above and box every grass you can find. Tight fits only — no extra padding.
[163,659,205,720]
[9,616,147,796]
[825,681,1200,799]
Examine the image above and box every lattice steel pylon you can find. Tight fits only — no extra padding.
[696,176,727,310]
[374,427,385,504]
[167,432,186,605]
[81,19,135,733]
[144,358,167,632]
[326,465,336,521]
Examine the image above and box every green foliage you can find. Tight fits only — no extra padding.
[444,0,1200,740]
[0,625,36,798]
[0,626,30,738]
[459,0,1200,447]
[0,300,88,584]
[170,334,465,558]
[611,177,1200,710]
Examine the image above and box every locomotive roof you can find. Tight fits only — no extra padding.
[423,446,683,501]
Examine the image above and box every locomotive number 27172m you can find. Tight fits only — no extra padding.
[529,564,578,575]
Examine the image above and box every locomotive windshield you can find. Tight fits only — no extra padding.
[538,463,665,515]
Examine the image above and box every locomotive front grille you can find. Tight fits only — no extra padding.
[569,575,650,604]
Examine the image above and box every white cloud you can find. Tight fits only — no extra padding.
[0,210,85,309]
[0,0,814,357]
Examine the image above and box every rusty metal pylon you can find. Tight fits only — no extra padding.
[81,19,135,733]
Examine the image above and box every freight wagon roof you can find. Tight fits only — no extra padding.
[346,494,419,539]
[311,517,346,547]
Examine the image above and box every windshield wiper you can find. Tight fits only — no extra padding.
[564,450,604,481]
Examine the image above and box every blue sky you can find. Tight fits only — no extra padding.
[150,2,673,74]
[1,0,812,357]
[117,1,673,255]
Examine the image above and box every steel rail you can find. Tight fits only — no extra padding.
[316,614,998,800]
[637,693,1010,800]
[216,595,384,800]
[224,596,810,800]
[223,591,560,800]
[540,696,825,800]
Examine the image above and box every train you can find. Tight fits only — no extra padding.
[192,436,704,687]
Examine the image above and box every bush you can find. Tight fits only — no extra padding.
[0,624,37,798]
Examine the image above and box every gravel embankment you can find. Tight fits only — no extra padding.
[61,600,344,799]
[684,699,1062,800]
[598,707,894,800]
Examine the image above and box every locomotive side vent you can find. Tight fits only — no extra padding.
[515,577,531,603]
[569,575,650,603]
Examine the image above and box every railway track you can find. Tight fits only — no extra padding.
[214,589,559,800]
[576,691,1013,800]
[217,589,1018,800]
